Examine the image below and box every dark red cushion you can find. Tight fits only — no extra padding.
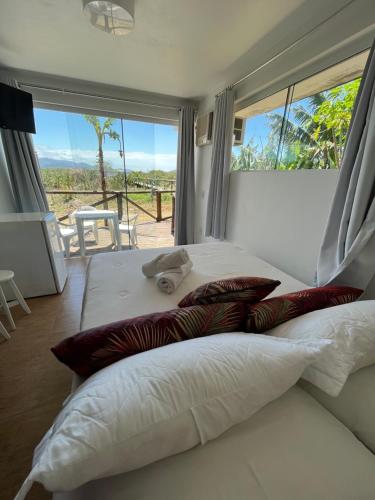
[245,286,363,333]
[52,302,247,377]
[178,277,281,307]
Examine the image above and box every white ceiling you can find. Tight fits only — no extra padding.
[0,0,356,99]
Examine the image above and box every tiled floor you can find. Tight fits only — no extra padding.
[0,258,89,500]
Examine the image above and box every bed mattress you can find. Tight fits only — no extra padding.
[54,385,375,500]
[81,242,307,330]
[57,242,375,500]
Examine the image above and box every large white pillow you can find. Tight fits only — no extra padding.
[16,333,327,499]
[269,300,375,397]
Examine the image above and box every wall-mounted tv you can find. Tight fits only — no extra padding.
[0,82,36,134]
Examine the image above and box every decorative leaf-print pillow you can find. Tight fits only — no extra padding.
[245,285,363,333]
[178,277,281,307]
[52,302,247,377]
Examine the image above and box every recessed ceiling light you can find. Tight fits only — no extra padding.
[82,0,135,36]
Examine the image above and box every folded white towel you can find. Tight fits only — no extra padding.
[142,249,191,278]
[156,260,193,294]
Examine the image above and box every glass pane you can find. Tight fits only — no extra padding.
[122,119,178,222]
[33,108,178,253]
[232,50,368,171]
[278,77,361,169]
[33,109,123,214]
[232,89,288,171]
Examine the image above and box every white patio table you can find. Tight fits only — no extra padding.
[74,210,122,257]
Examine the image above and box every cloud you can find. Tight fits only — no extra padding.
[34,145,177,171]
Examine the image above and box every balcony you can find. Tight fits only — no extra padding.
[48,189,175,256]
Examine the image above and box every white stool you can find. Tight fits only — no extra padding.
[0,270,31,331]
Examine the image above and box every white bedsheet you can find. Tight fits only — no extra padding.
[81,242,307,330]
[58,243,375,500]
[55,386,375,500]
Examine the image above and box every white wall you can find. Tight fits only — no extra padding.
[194,110,340,285]
[225,170,339,285]
[194,143,339,285]
[0,135,16,213]
[194,1,374,286]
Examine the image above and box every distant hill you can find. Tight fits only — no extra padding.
[38,158,95,169]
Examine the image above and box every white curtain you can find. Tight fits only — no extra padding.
[0,77,49,213]
[205,88,234,239]
[174,106,195,245]
[317,41,375,290]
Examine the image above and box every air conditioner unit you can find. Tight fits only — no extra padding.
[233,117,245,145]
[196,111,213,146]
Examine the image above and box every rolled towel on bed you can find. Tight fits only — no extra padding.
[156,260,193,294]
[142,248,191,278]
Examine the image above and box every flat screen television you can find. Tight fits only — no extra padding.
[0,82,36,134]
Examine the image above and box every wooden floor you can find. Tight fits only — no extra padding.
[0,258,89,500]
[68,219,174,256]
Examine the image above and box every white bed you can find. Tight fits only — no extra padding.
[81,242,307,330]
[55,242,375,500]
[55,386,375,500]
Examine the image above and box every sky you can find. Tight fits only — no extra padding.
[232,104,286,157]
[33,108,178,171]
[33,100,302,171]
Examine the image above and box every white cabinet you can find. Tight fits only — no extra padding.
[0,212,67,298]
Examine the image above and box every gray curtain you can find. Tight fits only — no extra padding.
[205,88,234,239]
[317,41,375,289]
[1,130,49,212]
[0,77,49,213]
[174,106,195,245]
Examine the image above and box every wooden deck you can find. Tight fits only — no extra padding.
[67,220,175,257]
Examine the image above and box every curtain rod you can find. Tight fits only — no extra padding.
[19,82,185,111]
[216,0,357,97]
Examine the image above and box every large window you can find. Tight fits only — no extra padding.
[232,50,369,171]
[33,109,178,222]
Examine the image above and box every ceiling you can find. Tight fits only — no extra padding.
[0,0,360,100]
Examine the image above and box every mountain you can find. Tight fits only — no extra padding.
[38,157,95,169]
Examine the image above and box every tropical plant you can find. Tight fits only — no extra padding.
[232,138,277,171]
[268,78,360,169]
[83,115,121,208]
[231,78,361,171]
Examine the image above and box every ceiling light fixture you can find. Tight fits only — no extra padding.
[82,0,135,36]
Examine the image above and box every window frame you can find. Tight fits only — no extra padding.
[232,49,369,172]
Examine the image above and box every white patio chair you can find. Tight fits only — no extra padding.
[118,213,139,248]
[59,223,91,258]
[70,205,99,243]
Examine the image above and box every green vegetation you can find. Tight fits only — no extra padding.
[232,78,360,171]
[41,167,176,223]
[41,167,176,191]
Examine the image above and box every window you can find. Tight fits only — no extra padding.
[232,50,369,171]
[32,108,178,253]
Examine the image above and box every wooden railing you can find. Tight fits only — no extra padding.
[46,189,175,225]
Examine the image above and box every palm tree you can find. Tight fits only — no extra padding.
[268,93,336,169]
[84,115,121,209]
[268,78,360,169]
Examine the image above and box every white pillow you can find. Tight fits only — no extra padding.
[16,333,327,499]
[269,300,375,397]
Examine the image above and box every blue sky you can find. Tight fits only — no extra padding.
[33,108,178,171]
[232,105,285,157]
